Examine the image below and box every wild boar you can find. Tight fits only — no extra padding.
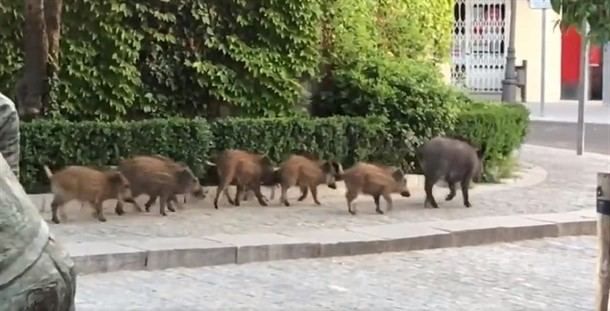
[114,155,205,216]
[43,165,134,224]
[416,136,484,209]
[342,162,410,215]
[211,149,277,209]
[239,150,321,202]
[278,154,342,206]
[145,154,207,210]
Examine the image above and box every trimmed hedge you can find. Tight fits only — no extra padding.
[20,118,214,193]
[450,102,530,181]
[20,103,529,193]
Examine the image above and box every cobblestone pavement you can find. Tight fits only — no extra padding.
[44,144,609,242]
[75,236,597,311]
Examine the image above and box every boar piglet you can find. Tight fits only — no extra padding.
[278,154,342,206]
[416,136,484,209]
[342,162,410,215]
[115,155,205,216]
[211,149,276,209]
[43,165,133,224]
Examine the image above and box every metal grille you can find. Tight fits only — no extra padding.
[451,0,509,93]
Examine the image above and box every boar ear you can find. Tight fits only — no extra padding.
[321,161,332,172]
[391,168,405,181]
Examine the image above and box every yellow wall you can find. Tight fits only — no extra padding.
[513,1,562,102]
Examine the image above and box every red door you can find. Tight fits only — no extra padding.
[561,26,603,100]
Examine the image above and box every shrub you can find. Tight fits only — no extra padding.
[450,102,530,182]
[315,56,463,170]
[20,118,214,193]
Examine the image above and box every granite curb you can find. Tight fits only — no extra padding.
[62,209,597,275]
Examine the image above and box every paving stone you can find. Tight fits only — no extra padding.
[64,241,146,274]
[348,223,453,252]
[75,236,598,311]
[206,233,320,264]
[116,237,236,270]
[280,228,387,257]
[525,213,597,236]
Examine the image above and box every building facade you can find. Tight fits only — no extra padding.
[444,0,604,102]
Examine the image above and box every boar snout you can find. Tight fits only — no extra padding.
[400,190,411,197]
[191,185,206,198]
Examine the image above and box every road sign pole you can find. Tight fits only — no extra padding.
[577,20,589,156]
[540,8,547,116]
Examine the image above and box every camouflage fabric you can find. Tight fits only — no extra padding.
[0,153,76,311]
[0,92,19,178]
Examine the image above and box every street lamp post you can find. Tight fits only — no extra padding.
[501,0,518,103]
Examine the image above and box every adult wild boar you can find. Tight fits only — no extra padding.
[416,136,484,209]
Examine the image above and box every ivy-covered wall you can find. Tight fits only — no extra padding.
[0,0,453,121]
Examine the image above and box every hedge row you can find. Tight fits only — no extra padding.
[20,103,529,193]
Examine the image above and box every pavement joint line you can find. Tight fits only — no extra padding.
[64,210,596,275]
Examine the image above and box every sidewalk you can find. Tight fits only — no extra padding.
[31,144,609,274]
[526,100,610,124]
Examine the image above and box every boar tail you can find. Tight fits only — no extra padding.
[42,165,53,179]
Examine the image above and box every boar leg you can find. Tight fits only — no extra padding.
[382,192,393,212]
[461,179,472,208]
[234,184,244,206]
[158,192,171,216]
[214,182,231,209]
[280,184,291,207]
[310,186,321,205]
[114,201,125,216]
[93,199,107,222]
[268,185,277,201]
[346,190,358,215]
[373,194,383,214]
[424,177,439,208]
[251,184,268,207]
[446,181,457,201]
[297,186,308,201]
[50,196,65,224]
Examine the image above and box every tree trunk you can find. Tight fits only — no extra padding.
[19,0,48,119]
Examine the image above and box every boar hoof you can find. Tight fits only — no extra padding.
[464,202,472,208]
[348,209,356,215]
[445,194,455,201]
[161,212,167,216]
[284,201,290,207]
[145,206,151,213]
[375,208,384,215]
[98,217,107,222]
[115,207,124,216]
[168,206,176,212]
[51,218,60,224]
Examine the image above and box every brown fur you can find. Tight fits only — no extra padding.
[342,162,410,215]
[278,155,341,206]
[212,149,276,209]
[115,155,204,216]
[43,165,133,224]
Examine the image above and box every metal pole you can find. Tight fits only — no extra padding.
[540,8,547,116]
[597,172,610,311]
[602,42,610,105]
[501,0,517,103]
[577,20,589,156]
